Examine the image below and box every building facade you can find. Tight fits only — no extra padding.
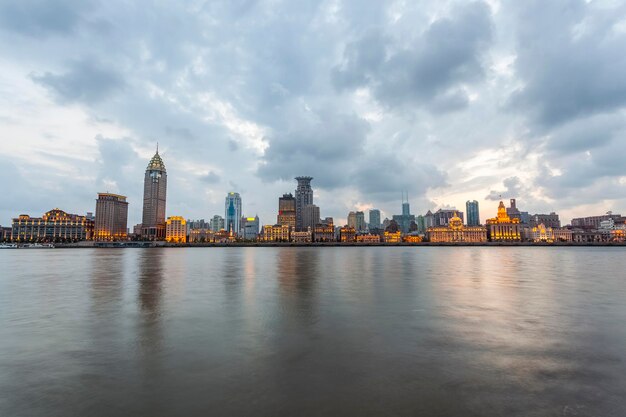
[210,215,225,232]
[141,148,167,240]
[356,234,380,243]
[486,201,521,241]
[241,216,260,240]
[95,193,128,241]
[302,204,320,231]
[466,200,480,226]
[277,193,296,229]
[529,213,561,229]
[433,209,463,227]
[189,229,215,243]
[225,192,242,236]
[369,209,381,229]
[383,231,402,243]
[165,216,187,243]
[295,176,313,231]
[427,212,487,243]
[292,230,312,243]
[262,224,291,241]
[313,220,335,242]
[339,226,356,242]
[10,209,94,242]
[571,213,622,229]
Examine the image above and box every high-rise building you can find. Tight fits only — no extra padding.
[302,204,320,231]
[369,209,381,229]
[241,216,260,240]
[95,193,128,241]
[225,192,242,236]
[141,147,167,240]
[277,193,296,229]
[165,216,187,243]
[295,176,313,231]
[433,209,463,227]
[393,192,416,234]
[466,200,480,226]
[210,215,225,232]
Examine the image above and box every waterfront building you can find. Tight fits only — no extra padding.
[214,229,233,243]
[369,209,381,229]
[383,231,402,243]
[529,213,560,229]
[486,201,521,241]
[10,209,95,242]
[225,192,242,236]
[313,219,335,242]
[427,212,487,243]
[523,224,573,243]
[303,204,321,231]
[241,216,260,240]
[340,227,356,242]
[132,224,142,237]
[262,224,291,242]
[1,227,11,241]
[292,229,312,243]
[404,233,423,243]
[571,213,623,229]
[295,177,313,231]
[189,229,215,243]
[466,201,480,226]
[210,215,225,232]
[416,215,426,234]
[571,230,612,243]
[356,234,380,243]
[165,216,187,243]
[95,193,128,241]
[433,209,463,227]
[348,211,365,231]
[277,193,296,229]
[347,212,356,229]
[385,220,400,233]
[393,194,416,234]
[141,148,167,240]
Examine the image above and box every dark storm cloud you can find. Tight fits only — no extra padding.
[485,176,523,201]
[509,0,626,128]
[31,60,124,104]
[333,1,493,111]
[0,0,90,38]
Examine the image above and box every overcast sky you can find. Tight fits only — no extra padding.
[1,0,625,227]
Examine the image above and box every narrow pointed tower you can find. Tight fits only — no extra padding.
[141,145,167,240]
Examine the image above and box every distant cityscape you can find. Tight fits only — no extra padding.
[2,148,625,246]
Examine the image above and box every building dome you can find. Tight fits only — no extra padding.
[147,150,166,171]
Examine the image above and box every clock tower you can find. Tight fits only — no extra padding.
[141,145,167,240]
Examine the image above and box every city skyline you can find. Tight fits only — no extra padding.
[1,1,626,229]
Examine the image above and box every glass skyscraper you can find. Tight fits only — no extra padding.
[225,192,242,236]
[369,209,381,229]
[466,200,480,226]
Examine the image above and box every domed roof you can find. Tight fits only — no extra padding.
[147,149,166,171]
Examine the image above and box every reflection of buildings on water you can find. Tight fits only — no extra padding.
[137,249,164,358]
[90,250,125,309]
[276,248,319,325]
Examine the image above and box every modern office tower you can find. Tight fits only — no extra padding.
[225,192,242,236]
[355,211,366,231]
[210,215,225,232]
[392,192,416,234]
[10,209,94,242]
[295,176,313,231]
[424,210,435,228]
[486,201,521,241]
[165,216,187,243]
[242,216,260,240]
[402,191,410,216]
[529,213,561,229]
[416,215,426,234]
[369,209,381,229]
[302,204,320,231]
[277,193,296,228]
[433,209,463,227]
[466,200,480,226]
[141,147,167,240]
[95,193,128,241]
[347,212,356,229]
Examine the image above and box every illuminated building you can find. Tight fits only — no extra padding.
[303,204,320,231]
[369,209,381,229]
[165,216,187,243]
[553,228,573,242]
[292,229,312,243]
[210,215,225,232]
[10,209,94,242]
[141,147,167,240]
[295,176,313,231]
[241,216,260,240]
[404,234,423,243]
[466,200,480,226]
[214,229,232,242]
[383,231,402,243]
[339,227,356,242]
[225,192,242,236]
[262,224,290,241]
[427,212,487,243]
[1,227,11,241]
[277,193,296,229]
[313,219,334,242]
[95,193,128,241]
[356,234,380,243]
[523,224,572,242]
[189,229,215,243]
[486,201,521,241]
[433,208,463,227]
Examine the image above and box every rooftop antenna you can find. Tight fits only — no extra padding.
[156,141,159,154]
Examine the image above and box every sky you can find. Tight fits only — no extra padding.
[1,0,626,227]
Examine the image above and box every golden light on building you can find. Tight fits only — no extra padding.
[165,216,187,243]
[383,230,402,243]
[356,233,380,243]
[486,201,521,241]
[11,209,94,242]
[427,212,487,243]
[262,224,291,242]
[340,226,356,242]
[404,234,423,243]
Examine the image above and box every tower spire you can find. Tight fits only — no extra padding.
[156,142,159,154]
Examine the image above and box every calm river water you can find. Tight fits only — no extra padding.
[1,247,625,416]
